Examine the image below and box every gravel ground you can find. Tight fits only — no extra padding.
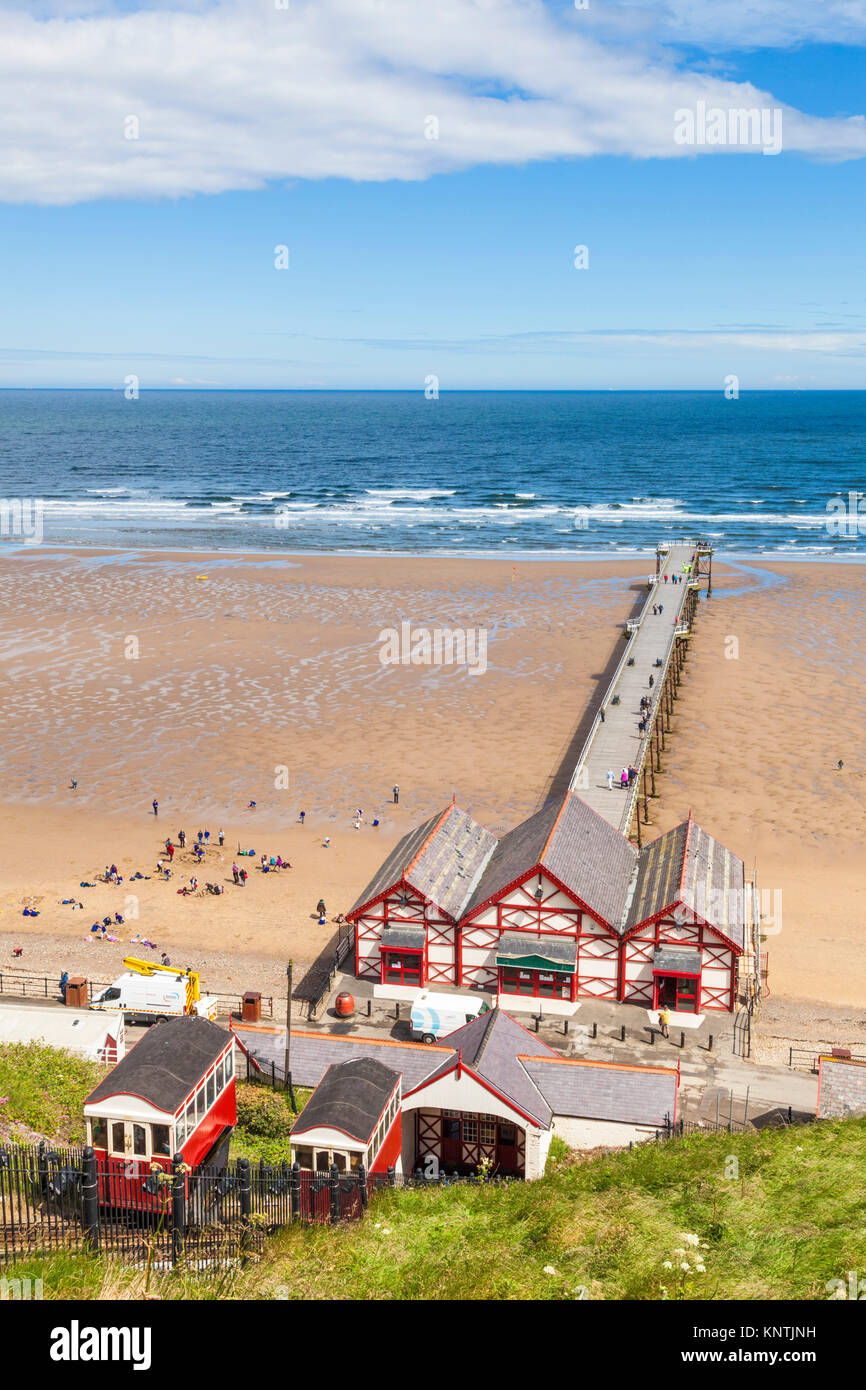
[751,993,866,1068]
[0,928,304,1011]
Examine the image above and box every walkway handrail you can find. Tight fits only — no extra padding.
[570,571,688,797]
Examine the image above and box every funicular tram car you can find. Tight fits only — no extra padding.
[83,1015,237,1211]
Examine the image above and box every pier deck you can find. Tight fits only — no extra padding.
[569,541,710,837]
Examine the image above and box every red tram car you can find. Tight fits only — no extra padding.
[83,1015,237,1211]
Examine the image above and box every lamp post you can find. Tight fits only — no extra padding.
[284,960,297,1113]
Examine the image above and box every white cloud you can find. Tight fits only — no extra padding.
[0,0,864,206]
[583,0,866,51]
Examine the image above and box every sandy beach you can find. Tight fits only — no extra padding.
[0,547,863,1013]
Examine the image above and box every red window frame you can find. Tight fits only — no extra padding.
[498,965,574,1001]
[381,948,424,987]
[653,971,700,1013]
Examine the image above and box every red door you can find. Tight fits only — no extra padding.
[441,1115,461,1168]
[496,1122,519,1174]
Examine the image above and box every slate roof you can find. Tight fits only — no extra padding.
[623,823,688,931]
[406,1009,558,1127]
[381,925,427,951]
[654,946,703,975]
[463,799,562,917]
[348,792,743,948]
[520,1056,678,1128]
[290,1057,400,1143]
[622,819,745,947]
[238,1017,679,1133]
[234,1026,448,1092]
[680,822,745,950]
[348,802,497,921]
[465,792,638,928]
[85,1016,232,1113]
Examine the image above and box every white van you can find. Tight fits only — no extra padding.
[91,972,218,1025]
[410,990,489,1044]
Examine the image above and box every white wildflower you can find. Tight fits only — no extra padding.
[680,1262,691,1271]
[695,1263,706,1273]
[662,1261,672,1270]
[382,1227,392,1235]
[543,1265,557,1275]
[683,1233,701,1247]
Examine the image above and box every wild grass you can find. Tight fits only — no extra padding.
[7,1117,865,1300]
[0,1043,107,1143]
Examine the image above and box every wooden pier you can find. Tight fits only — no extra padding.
[569,540,713,844]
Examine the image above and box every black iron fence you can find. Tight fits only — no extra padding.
[0,1142,365,1269]
[0,971,113,1004]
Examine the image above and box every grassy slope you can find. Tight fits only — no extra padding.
[0,1042,107,1144]
[7,1117,866,1300]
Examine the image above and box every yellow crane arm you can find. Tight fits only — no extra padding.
[122,957,201,1002]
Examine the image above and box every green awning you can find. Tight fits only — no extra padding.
[495,933,577,975]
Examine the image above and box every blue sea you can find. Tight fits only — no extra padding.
[0,389,863,555]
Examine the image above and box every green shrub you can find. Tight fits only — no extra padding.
[235,1084,297,1138]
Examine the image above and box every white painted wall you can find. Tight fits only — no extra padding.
[552,1115,664,1150]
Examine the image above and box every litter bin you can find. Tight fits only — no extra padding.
[242,990,262,1023]
[65,977,88,1008]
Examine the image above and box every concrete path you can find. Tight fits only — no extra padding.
[570,541,698,832]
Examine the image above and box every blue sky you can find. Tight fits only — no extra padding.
[0,1,864,389]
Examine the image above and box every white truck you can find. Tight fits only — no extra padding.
[409,989,489,1044]
[90,957,218,1025]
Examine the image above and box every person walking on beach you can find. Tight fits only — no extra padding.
[606,769,614,790]
[178,829,186,848]
[393,784,399,804]
[620,768,628,790]
[299,810,306,825]
[648,674,654,688]
[167,843,174,862]
[218,828,224,847]
[152,798,159,817]
[240,868,248,886]
[232,863,240,884]
[316,898,327,918]
[204,829,210,844]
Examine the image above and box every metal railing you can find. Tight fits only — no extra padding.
[788,1045,866,1074]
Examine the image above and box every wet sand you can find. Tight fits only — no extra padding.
[0,547,863,1011]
